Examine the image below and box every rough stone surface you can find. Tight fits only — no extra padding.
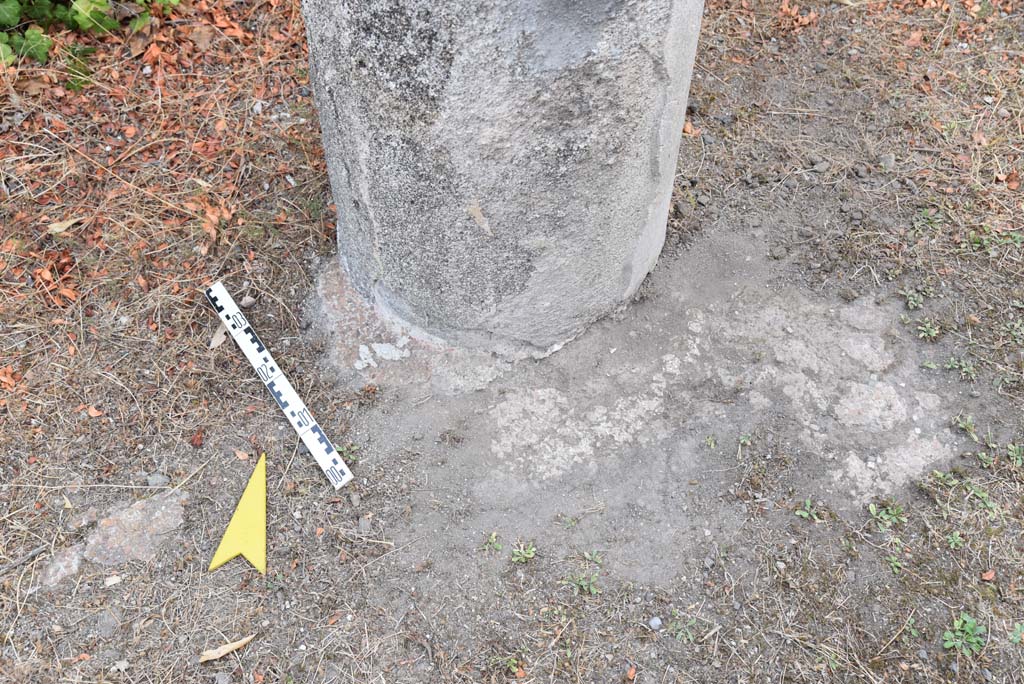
[312,224,980,586]
[84,491,188,565]
[38,544,84,587]
[304,0,705,355]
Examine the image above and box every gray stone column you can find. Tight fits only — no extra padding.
[304,0,704,356]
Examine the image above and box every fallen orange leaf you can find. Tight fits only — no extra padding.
[627,665,637,681]
[87,406,103,417]
[981,569,995,581]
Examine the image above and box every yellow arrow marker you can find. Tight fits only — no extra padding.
[209,454,267,574]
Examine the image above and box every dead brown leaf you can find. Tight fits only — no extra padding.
[198,634,255,663]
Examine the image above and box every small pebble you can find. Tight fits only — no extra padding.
[648,616,663,631]
[878,153,896,172]
[775,561,786,572]
[769,245,788,260]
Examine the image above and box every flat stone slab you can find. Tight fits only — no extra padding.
[39,491,188,587]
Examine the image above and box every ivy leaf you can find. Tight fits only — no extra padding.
[0,41,13,66]
[128,9,149,33]
[70,0,116,31]
[11,26,52,62]
[0,0,22,29]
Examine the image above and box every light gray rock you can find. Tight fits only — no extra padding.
[648,616,663,630]
[304,0,705,356]
[39,544,84,587]
[834,382,907,432]
[83,491,188,565]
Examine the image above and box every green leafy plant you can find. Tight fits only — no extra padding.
[480,532,502,553]
[1011,623,1024,646]
[886,554,903,574]
[901,617,921,646]
[932,470,959,487]
[511,541,536,564]
[942,612,986,656]
[869,501,907,530]
[1008,443,1023,467]
[0,0,179,65]
[946,531,964,550]
[965,483,999,519]
[794,498,821,522]
[954,413,978,442]
[667,610,697,643]
[582,550,602,566]
[562,572,600,596]
[916,318,941,340]
[944,356,977,381]
[899,287,924,310]
[488,655,519,675]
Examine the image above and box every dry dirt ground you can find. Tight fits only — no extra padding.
[2,1,1024,683]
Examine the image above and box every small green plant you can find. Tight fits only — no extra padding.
[562,572,600,596]
[1004,319,1024,346]
[869,501,907,530]
[946,531,965,550]
[794,498,821,522]
[511,541,536,564]
[944,356,977,381]
[899,288,925,310]
[886,555,903,574]
[582,550,603,566]
[901,617,922,646]
[667,610,697,643]
[1007,443,1023,467]
[337,442,360,463]
[965,483,999,518]
[1010,623,1024,645]
[932,470,959,487]
[954,413,979,442]
[916,318,941,340]
[976,451,994,469]
[489,655,519,675]
[481,532,502,553]
[943,612,986,656]
[704,435,717,450]
[0,0,180,66]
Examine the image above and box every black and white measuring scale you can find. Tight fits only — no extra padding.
[205,282,353,489]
